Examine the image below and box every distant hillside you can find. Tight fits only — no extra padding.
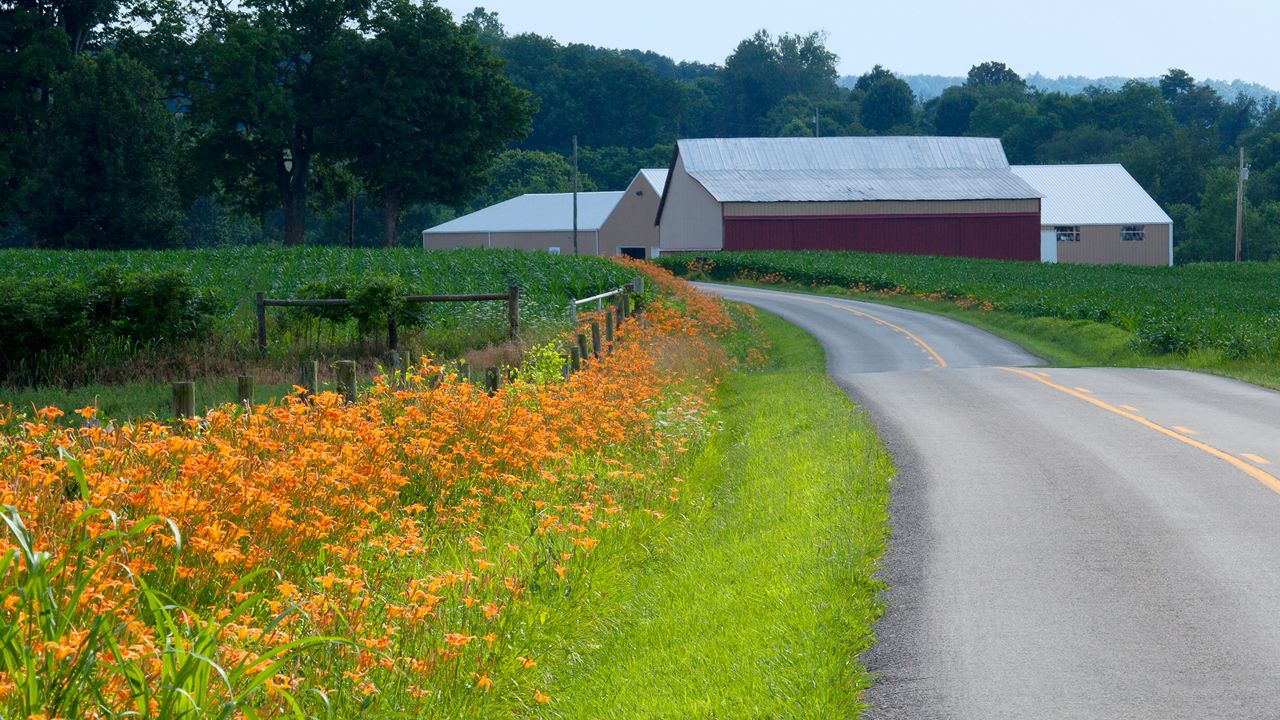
[838,72,1279,102]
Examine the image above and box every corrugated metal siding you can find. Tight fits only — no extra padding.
[422,230,591,253]
[724,199,1039,217]
[1053,224,1172,266]
[599,172,661,255]
[657,154,724,251]
[723,214,1040,261]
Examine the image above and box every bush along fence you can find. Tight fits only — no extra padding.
[565,278,645,376]
[255,285,521,352]
[165,279,647,418]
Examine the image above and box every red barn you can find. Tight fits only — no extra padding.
[655,136,1043,260]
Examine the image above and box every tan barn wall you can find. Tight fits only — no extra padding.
[599,173,661,256]
[1053,224,1171,266]
[424,230,597,254]
[658,154,723,252]
[723,199,1040,217]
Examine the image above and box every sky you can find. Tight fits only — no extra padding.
[436,0,1279,90]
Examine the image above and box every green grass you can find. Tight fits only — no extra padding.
[0,377,299,420]
[540,310,894,718]
[657,251,1280,391]
[0,246,641,416]
[657,251,1280,362]
[720,278,1280,392]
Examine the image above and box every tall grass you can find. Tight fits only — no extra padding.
[659,251,1280,361]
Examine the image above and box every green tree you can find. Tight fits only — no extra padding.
[965,61,1026,90]
[927,86,981,136]
[0,4,72,214]
[325,0,531,246]
[859,72,914,134]
[18,51,183,248]
[720,30,838,135]
[173,0,370,246]
[579,144,673,190]
[466,149,597,212]
[496,33,684,150]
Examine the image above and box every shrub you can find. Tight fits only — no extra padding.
[0,267,218,385]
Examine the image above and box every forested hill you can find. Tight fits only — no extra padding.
[4,2,1280,263]
[843,73,1280,103]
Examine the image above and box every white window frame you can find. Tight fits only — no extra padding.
[1055,226,1080,242]
[1121,225,1145,242]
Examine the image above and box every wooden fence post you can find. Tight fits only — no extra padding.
[605,311,614,352]
[298,360,319,396]
[484,367,499,394]
[256,292,267,352]
[577,333,589,363]
[236,375,254,406]
[620,290,630,319]
[590,321,601,358]
[172,381,195,419]
[507,285,520,339]
[615,303,624,330]
[385,350,403,375]
[570,345,581,373]
[335,360,357,403]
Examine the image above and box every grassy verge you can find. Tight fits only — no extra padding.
[540,309,895,718]
[0,376,298,420]
[719,278,1280,392]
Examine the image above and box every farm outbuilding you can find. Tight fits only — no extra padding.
[1011,164,1173,267]
[655,136,1045,261]
[422,169,667,258]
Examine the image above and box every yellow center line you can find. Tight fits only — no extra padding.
[999,367,1280,497]
[1120,404,1140,412]
[1243,454,1271,465]
[1172,426,1198,435]
[718,286,948,369]
[1074,387,1093,394]
[807,299,948,369]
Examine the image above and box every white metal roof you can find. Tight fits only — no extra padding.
[681,136,1013,171]
[1011,165,1172,226]
[677,137,1040,203]
[423,191,625,234]
[691,168,1040,203]
[638,168,669,196]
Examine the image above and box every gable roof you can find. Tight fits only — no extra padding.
[674,137,1040,204]
[423,191,625,235]
[638,168,669,196]
[1011,164,1173,225]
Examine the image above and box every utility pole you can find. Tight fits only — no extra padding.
[347,194,355,248]
[814,108,821,138]
[572,135,579,256]
[1235,146,1249,262]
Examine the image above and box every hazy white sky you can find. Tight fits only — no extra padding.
[436,0,1279,89]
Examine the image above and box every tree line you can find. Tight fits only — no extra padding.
[3,2,1280,260]
[2,0,531,249]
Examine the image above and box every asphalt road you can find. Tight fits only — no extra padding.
[697,283,1280,720]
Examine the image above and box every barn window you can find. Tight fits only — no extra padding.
[1121,225,1145,241]
[1055,226,1080,242]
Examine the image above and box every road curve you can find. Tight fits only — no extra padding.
[697,283,1280,720]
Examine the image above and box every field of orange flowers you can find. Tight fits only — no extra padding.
[0,260,741,718]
